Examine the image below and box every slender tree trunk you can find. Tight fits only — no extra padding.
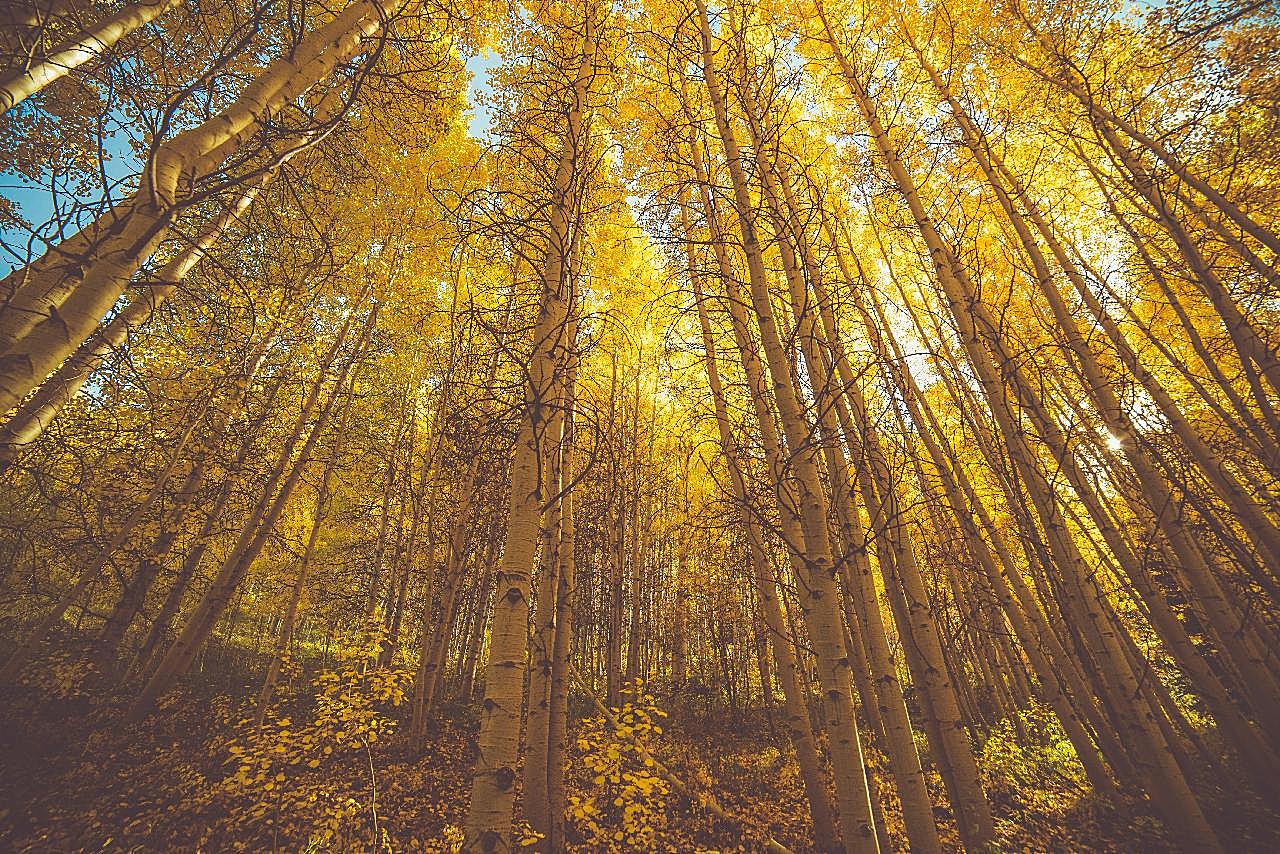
[410,459,480,745]
[695,5,878,848]
[524,374,567,848]
[0,0,182,111]
[682,204,841,851]
[547,354,579,854]
[459,539,499,703]
[0,0,403,411]
[255,450,339,726]
[461,11,597,848]
[1,393,211,680]
[0,178,269,465]
[743,113,952,852]
[93,332,273,671]
[817,10,1223,848]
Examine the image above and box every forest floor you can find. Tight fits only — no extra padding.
[1,642,1278,852]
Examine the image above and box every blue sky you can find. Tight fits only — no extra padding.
[0,105,141,276]
[465,48,499,140]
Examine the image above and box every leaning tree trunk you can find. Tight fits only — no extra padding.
[93,329,274,671]
[254,450,339,726]
[129,305,374,719]
[0,0,402,413]
[0,392,210,681]
[816,8,1223,849]
[0,0,183,112]
[681,201,840,851]
[0,176,269,466]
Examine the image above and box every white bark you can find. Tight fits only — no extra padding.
[0,178,266,459]
[0,0,184,112]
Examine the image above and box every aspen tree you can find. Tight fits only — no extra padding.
[0,0,416,413]
[93,328,278,671]
[678,106,865,841]
[1016,7,1280,261]
[254,445,342,726]
[0,177,269,465]
[410,457,480,744]
[1081,170,1280,462]
[132,358,304,676]
[0,0,183,111]
[461,5,600,848]
[881,217,1152,792]
[901,28,1280,763]
[130,304,376,718]
[7,0,1280,848]
[0,392,212,680]
[864,285,1121,798]
[745,136,952,854]
[523,326,570,848]
[546,343,580,854]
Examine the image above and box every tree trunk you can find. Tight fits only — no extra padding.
[461,10,597,849]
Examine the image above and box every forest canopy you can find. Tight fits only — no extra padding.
[2,0,1280,851]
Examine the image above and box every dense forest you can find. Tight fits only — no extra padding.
[1,0,1279,850]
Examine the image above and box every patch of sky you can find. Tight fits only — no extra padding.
[465,49,500,141]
